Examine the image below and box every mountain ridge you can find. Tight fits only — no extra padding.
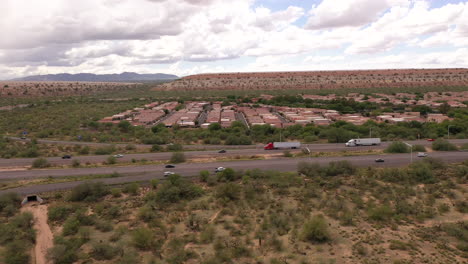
[10,72,178,82]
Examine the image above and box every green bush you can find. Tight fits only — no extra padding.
[432,139,458,151]
[32,158,50,168]
[150,144,162,152]
[71,159,80,167]
[48,204,79,222]
[385,141,410,153]
[123,183,139,195]
[199,170,210,182]
[170,152,186,163]
[300,215,330,243]
[150,174,203,204]
[132,227,156,250]
[368,205,394,221]
[166,143,183,151]
[62,216,81,236]
[283,150,293,157]
[412,145,426,152]
[215,183,241,202]
[91,242,121,260]
[106,156,117,164]
[68,182,109,202]
[3,240,30,264]
[111,188,122,197]
[94,145,116,155]
[0,193,21,216]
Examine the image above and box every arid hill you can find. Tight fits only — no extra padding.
[156,68,468,91]
[0,81,138,97]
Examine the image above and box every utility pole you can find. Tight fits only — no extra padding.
[404,142,413,163]
[447,125,453,139]
[369,127,372,138]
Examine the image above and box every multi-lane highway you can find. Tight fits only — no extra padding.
[2,139,467,167]
[1,151,466,195]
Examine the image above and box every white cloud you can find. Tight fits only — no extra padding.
[0,0,468,79]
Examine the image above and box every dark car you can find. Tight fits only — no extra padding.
[218,150,226,153]
[375,158,385,163]
[165,164,175,168]
[62,155,72,159]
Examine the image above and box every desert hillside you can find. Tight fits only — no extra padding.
[156,68,468,91]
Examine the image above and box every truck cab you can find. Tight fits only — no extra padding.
[264,143,275,150]
[345,139,356,147]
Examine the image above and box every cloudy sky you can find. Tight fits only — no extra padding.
[1,0,467,79]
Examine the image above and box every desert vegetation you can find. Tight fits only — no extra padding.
[6,159,464,263]
[157,69,468,91]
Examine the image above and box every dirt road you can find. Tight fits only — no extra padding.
[22,204,53,264]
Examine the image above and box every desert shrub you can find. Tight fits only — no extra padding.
[94,145,116,155]
[48,204,79,222]
[298,162,321,177]
[150,179,159,189]
[389,240,415,251]
[216,183,241,202]
[408,162,435,183]
[106,156,117,164]
[149,174,203,204]
[283,150,293,157]
[138,206,158,222]
[62,216,81,236]
[297,161,355,177]
[200,225,216,244]
[95,220,113,232]
[111,188,122,197]
[300,215,330,243]
[368,205,394,222]
[385,141,410,153]
[323,160,356,176]
[199,170,210,182]
[68,182,109,202]
[150,144,162,152]
[412,145,426,152]
[3,240,30,264]
[454,201,468,213]
[117,249,140,264]
[123,183,139,195]
[170,152,186,163]
[47,236,83,264]
[432,139,458,151]
[32,158,50,168]
[166,143,183,151]
[71,159,80,167]
[132,227,156,250]
[91,242,121,260]
[125,144,136,150]
[217,168,239,182]
[0,192,21,216]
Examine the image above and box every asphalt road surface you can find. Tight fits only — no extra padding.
[2,139,467,167]
[0,151,466,195]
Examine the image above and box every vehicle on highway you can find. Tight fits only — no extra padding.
[417,152,428,157]
[218,150,226,153]
[164,171,175,177]
[215,167,226,172]
[264,142,301,150]
[62,155,72,159]
[375,158,385,163]
[427,138,435,141]
[345,138,381,147]
[165,164,175,168]
[113,154,124,158]
[20,136,26,140]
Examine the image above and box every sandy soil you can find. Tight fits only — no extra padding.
[22,203,54,264]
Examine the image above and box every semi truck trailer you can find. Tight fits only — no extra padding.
[345,138,381,147]
[264,142,301,150]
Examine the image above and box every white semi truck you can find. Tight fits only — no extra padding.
[345,138,381,147]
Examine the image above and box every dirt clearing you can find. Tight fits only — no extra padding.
[22,203,53,264]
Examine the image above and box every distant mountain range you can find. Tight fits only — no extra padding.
[11,72,179,82]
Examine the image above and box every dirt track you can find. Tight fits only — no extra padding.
[22,204,53,264]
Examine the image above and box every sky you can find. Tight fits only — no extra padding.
[0,0,467,79]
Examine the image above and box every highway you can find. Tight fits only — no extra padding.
[2,139,467,167]
[0,151,466,196]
